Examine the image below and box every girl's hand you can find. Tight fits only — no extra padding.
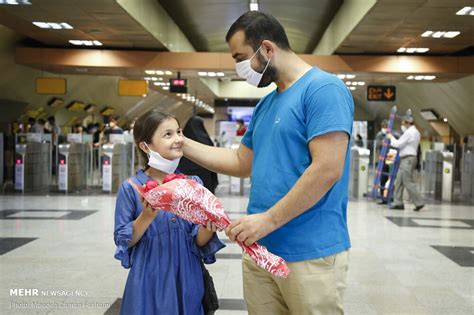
[202,221,218,232]
[141,196,159,219]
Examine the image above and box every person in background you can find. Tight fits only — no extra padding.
[236,119,247,136]
[387,115,425,211]
[354,134,364,147]
[178,116,219,193]
[31,119,45,134]
[73,123,84,134]
[105,116,124,135]
[27,117,36,132]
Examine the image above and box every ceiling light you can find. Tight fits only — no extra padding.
[153,82,160,86]
[157,70,165,75]
[357,81,365,86]
[198,72,208,76]
[444,31,460,38]
[407,75,414,80]
[249,1,259,11]
[69,40,102,46]
[349,87,356,91]
[397,47,406,53]
[456,6,473,15]
[165,71,172,75]
[207,72,216,77]
[406,48,417,53]
[217,72,225,77]
[424,75,436,80]
[151,77,158,81]
[345,81,351,85]
[346,74,356,79]
[420,109,439,121]
[162,86,169,90]
[421,31,433,37]
[414,75,424,80]
[0,0,32,5]
[416,48,429,53]
[337,74,345,79]
[145,70,155,75]
[407,75,436,81]
[443,118,448,122]
[422,31,460,38]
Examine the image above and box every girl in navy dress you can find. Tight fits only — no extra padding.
[114,110,225,315]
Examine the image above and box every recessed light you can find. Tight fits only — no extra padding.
[357,81,365,86]
[249,2,259,11]
[198,72,208,76]
[443,118,448,122]
[162,86,169,90]
[397,47,406,53]
[157,70,165,75]
[69,39,103,46]
[346,74,356,79]
[165,71,172,75]
[345,81,351,86]
[421,30,460,38]
[456,6,473,16]
[145,70,155,75]
[0,0,32,5]
[207,72,216,77]
[217,72,225,77]
[349,86,356,91]
[337,74,346,79]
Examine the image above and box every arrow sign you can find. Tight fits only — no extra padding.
[367,85,396,101]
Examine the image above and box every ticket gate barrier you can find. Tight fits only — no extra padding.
[14,133,52,192]
[58,143,89,192]
[423,150,443,199]
[101,143,133,193]
[441,152,454,202]
[350,147,370,198]
[461,150,474,200]
[0,133,3,187]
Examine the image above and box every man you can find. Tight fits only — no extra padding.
[388,115,424,211]
[183,12,353,314]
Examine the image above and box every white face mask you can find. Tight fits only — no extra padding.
[401,125,407,133]
[381,128,387,134]
[144,143,180,174]
[235,46,272,87]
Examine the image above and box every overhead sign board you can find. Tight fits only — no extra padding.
[367,85,396,101]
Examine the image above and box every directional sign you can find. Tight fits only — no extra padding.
[367,85,396,101]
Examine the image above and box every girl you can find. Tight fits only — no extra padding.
[114,110,225,315]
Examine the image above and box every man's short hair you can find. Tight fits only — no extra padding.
[226,11,291,52]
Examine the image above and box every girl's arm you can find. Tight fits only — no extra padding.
[129,198,159,247]
[195,222,218,247]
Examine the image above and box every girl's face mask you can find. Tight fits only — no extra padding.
[143,142,180,174]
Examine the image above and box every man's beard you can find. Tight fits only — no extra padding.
[255,52,278,88]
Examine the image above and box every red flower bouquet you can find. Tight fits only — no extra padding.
[130,176,290,278]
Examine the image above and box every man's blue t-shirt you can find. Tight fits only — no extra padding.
[241,67,354,262]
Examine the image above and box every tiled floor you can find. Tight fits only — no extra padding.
[0,187,473,314]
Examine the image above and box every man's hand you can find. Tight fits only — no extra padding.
[387,133,394,139]
[225,212,277,246]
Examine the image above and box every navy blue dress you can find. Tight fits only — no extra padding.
[114,170,225,315]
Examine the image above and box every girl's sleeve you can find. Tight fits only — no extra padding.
[114,182,137,269]
[191,225,226,264]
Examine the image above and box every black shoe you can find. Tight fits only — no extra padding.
[414,205,425,211]
[390,205,405,210]
[377,200,387,205]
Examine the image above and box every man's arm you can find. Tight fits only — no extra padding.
[388,132,408,149]
[183,137,253,178]
[226,131,349,245]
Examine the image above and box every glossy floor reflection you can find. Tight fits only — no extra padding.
[0,185,473,314]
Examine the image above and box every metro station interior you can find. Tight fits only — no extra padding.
[0,0,473,314]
